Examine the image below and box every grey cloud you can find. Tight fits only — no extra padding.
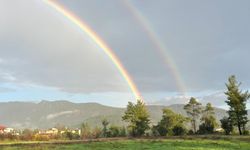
[0,0,250,97]
[150,92,227,108]
[0,1,130,93]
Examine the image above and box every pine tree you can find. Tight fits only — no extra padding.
[225,75,250,135]
[184,97,202,133]
[122,100,150,137]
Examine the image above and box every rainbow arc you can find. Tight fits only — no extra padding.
[43,0,142,101]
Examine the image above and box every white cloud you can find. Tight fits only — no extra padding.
[46,110,80,120]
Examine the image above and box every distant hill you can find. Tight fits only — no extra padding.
[0,100,243,129]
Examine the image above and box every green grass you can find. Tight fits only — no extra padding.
[1,139,250,150]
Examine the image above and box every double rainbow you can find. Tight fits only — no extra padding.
[43,0,142,101]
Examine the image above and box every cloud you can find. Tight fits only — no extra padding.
[46,110,80,120]
[199,92,227,107]
[149,95,191,106]
[0,1,130,94]
[0,0,250,100]
[149,91,228,108]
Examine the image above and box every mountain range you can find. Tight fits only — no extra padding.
[0,100,246,129]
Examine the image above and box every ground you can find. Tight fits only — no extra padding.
[1,138,250,150]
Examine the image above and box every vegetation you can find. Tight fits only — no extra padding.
[122,100,150,137]
[1,75,250,149]
[2,139,250,150]
[198,103,218,134]
[220,116,233,135]
[101,119,109,138]
[184,97,202,133]
[225,75,250,135]
[153,108,187,136]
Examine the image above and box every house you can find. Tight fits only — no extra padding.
[0,125,6,134]
[215,128,224,132]
[4,128,14,133]
[45,128,59,135]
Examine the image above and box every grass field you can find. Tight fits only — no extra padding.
[1,138,250,150]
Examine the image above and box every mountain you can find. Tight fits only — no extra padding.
[0,100,236,129]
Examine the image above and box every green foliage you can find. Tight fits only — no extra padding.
[102,118,109,137]
[154,108,188,136]
[92,127,102,139]
[107,126,127,137]
[198,103,218,134]
[20,129,34,141]
[220,116,233,135]
[184,97,202,133]
[80,123,92,139]
[64,131,73,140]
[172,125,187,136]
[122,100,150,137]
[225,75,250,135]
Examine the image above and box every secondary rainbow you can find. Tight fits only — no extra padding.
[43,0,142,101]
[123,0,186,95]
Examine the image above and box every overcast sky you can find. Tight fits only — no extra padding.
[0,0,250,108]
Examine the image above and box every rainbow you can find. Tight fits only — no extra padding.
[123,0,186,95]
[43,0,142,101]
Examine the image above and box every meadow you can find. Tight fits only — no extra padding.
[1,137,250,150]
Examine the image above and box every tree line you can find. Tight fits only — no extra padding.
[0,75,249,141]
[119,75,250,137]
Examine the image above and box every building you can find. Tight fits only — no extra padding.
[0,125,6,134]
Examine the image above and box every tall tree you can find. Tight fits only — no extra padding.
[184,97,202,133]
[198,103,218,134]
[101,118,109,137]
[122,100,150,137]
[225,75,250,135]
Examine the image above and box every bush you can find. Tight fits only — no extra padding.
[220,117,233,135]
[198,123,215,134]
[187,130,194,135]
[34,134,49,141]
[108,126,120,137]
[92,127,102,139]
[172,125,186,136]
[151,126,160,137]
[243,130,249,135]
[107,126,127,137]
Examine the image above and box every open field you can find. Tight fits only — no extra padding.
[1,136,250,150]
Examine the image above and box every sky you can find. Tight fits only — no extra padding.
[0,0,250,108]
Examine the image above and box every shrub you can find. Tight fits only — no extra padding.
[243,130,249,135]
[172,125,187,136]
[92,127,102,139]
[34,134,49,141]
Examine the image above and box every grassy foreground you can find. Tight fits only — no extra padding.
[1,139,250,150]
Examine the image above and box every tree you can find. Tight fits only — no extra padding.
[101,118,109,137]
[184,97,202,133]
[80,122,92,139]
[225,75,250,135]
[154,108,187,136]
[122,100,150,137]
[198,103,218,134]
[220,116,233,135]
